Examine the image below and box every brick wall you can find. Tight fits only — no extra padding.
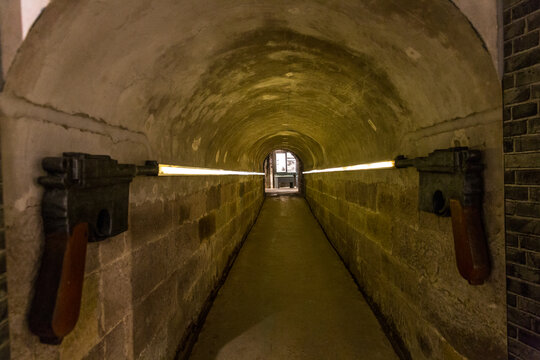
[503,1,540,359]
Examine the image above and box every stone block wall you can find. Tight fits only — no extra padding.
[503,1,540,359]
[78,175,263,360]
[305,166,505,359]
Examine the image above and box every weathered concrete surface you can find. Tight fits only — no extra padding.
[0,0,22,79]
[190,196,398,360]
[452,0,503,76]
[3,0,500,171]
[0,1,503,91]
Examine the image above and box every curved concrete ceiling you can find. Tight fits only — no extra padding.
[4,0,501,170]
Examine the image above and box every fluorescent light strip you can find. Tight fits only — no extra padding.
[303,161,395,174]
[159,164,264,176]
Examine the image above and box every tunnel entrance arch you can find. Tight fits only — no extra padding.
[263,150,303,196]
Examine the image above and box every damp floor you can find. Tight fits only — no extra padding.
[189,196,398,360]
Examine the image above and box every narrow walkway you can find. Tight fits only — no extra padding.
[189,196,398,359]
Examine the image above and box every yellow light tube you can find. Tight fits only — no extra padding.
[302,161,395,174]
[158,164,264,176]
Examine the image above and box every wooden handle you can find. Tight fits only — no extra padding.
[29,223,89,344]
[449,199,490,285]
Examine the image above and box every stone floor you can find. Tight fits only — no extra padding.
[189,196,398,360]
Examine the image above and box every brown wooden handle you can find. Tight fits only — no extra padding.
[449,199,490,285]
[29,222,89,344]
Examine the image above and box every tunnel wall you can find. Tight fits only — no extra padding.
[305,111,505,360]
[0,99,264,359]
[502,0,540,359]
[0,0,508,359]
[87,175,262,360]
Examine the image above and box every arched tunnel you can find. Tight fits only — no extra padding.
[0,0,539,359]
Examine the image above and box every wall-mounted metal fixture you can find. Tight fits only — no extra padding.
[29,153,158,344]
[395,147,490,285]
